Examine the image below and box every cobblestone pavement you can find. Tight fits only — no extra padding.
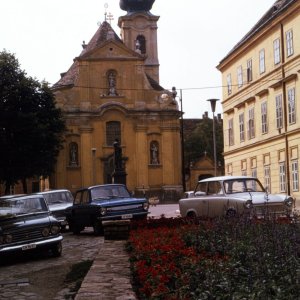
[75,240,136,300]
[0,229,105,299]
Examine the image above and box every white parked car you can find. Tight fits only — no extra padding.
[179,176,295,219]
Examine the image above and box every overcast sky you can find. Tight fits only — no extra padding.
[1,0,276,118]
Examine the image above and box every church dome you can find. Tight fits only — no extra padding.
[119,0,155,12]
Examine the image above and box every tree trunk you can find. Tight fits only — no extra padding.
[22,178,28,194]
[4,183,11,195]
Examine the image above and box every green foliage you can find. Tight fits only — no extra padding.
[127,217,300,299]
[0,50,65,192]
[184,117,224,167]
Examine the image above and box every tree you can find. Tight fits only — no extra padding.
[184,117,224,168]
[0,50,65,194]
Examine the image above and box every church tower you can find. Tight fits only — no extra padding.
[118,0,159,82]
[52,0,182,201]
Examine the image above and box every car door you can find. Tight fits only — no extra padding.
[72,190,91,226]
[206,181,224,217]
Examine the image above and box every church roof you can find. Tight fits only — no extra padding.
[53,21,122,89]
[146,74,164,91]
[219,0,297,65]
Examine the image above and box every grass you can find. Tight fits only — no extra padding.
[64,260,93,299]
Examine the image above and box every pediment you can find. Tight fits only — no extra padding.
[78,40,144,61]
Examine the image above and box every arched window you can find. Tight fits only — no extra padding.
[106,121,121,146]
[107,70,118,96]
[135,35,146,54]
[69,142,79,166]
[150,141,159,164]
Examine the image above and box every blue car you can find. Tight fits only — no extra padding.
[65,184,149,235]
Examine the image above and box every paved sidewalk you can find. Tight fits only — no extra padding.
[75,240,137,300]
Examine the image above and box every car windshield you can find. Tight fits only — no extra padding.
[0,197,48,219]
[43,192,73,204]
[91,185,130,200]
[224,178,265,194]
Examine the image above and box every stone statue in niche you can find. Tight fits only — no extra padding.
[150,141,159,165]
[107,72,118,96]
[69,142,78,166]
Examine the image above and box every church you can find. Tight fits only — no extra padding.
[51,0,183,200]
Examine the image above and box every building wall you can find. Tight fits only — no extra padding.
[218,1,300,208]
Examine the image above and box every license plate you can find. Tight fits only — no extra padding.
[121,214,133,219]
[22,243,37,251]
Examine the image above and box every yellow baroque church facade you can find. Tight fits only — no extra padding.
[218,0,300,208]
[51,3,183,200]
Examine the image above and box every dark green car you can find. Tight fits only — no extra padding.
[0,194,63,257]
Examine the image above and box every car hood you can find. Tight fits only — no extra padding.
[92,197,147,207]
[229,192,288,204]
[0,212,52,232]
[48,203,73,212]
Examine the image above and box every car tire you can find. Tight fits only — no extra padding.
[186,211,197,219]
[51,241,62,257]
[70,222,84,235]
[226,208,236,218]
[93,221,103,236]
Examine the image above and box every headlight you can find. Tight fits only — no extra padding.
[100,207,107,216]
[143,202,149,210]
[244,200,253,209]
[4,234,12,243]
[42,227,50,237]
[51,225,60,235]
[284,197,294,207]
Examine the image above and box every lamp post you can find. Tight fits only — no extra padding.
[207,99,219,176]
[172,87,186,192]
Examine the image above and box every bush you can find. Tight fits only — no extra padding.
[126,217,300,299]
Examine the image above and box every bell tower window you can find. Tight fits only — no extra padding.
[135,35,146,54]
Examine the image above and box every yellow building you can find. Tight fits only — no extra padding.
[217,0,300,208]
[51,1,183,200]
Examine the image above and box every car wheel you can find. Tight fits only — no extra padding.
[51,241,62,257]
[226,208,236,218]
[70,222,84,235]
[186,211,197,219]
[93,221,103,236]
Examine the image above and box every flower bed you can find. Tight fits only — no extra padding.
[126,217,300,299]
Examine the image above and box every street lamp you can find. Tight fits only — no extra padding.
[207,99,219,176]
[172,87,186,192]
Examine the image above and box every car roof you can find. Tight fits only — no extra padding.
[0,194,45,201]
[36,189,71,195]
[0,194,26,199]
[76,184,126,192]
[199,176,257,183]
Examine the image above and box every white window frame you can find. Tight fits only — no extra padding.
[228,118,234,146]
[259,49,265,74]
[286,29,294,57]
[291,160,299,191]
[275,94,283,129]
[288,87,296,124]
[247,59,253,82]
[264,165,271,193]
[248,107,255,139]
[273,38,281,65]
[279,162,286,192]
[227,74,232,95]
[261,101,268,134]
[239,113,245,142]
[237,66,243,88]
